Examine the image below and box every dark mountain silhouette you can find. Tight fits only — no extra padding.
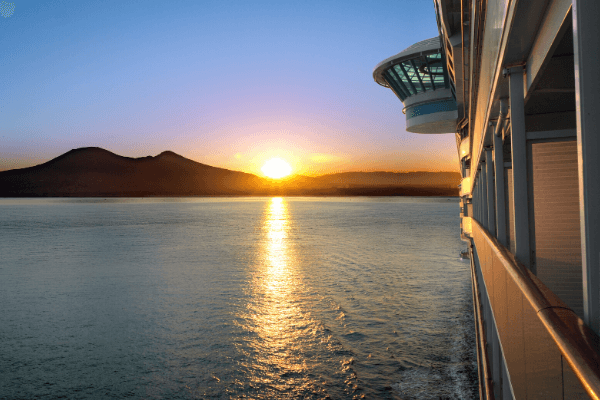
[0,148,460,197]
[0,147,265,196]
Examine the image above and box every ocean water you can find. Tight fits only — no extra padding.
[0,197,477,399]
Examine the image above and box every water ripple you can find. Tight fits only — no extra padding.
[0,197,476,399]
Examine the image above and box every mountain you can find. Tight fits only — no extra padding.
[0,148,460,196]
[311,171,460,189]
[0,147,266,196]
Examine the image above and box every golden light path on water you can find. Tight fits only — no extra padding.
[257,197,300,359]
[235,197,343,397]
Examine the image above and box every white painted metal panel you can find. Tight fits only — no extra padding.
[471,0,510,187]
[460,137,470,160]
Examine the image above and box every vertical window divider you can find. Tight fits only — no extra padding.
[424,54,436,90]
[410,59,427,92]
[390,67,412,96]
[398,63,418,94]
[384,71,407,100]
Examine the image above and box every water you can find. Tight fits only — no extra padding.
[0,197,477,399]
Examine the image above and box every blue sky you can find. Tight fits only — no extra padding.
[1,0,458,175]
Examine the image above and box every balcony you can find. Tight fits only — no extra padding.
[471,220,600,399]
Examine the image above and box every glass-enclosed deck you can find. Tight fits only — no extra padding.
[373,37,458,134]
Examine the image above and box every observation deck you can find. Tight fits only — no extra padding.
[373,37,458,134]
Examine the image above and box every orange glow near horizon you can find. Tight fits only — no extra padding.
[215,137,459,176]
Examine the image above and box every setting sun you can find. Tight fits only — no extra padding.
[261,158,292,179]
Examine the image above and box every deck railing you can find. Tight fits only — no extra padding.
[471,220,600,399]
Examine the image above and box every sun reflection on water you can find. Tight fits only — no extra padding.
[264,197,289,276]
[253,197,303,364]
[234,197,333,397]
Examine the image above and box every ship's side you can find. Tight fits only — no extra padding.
[374,1,600,398]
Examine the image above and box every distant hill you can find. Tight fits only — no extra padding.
[0,147,265,196]
[312,171,460,189]
[0,148,460,197]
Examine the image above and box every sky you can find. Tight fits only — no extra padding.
[1,0,459,176]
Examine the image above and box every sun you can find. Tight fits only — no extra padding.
[261,158,292,179]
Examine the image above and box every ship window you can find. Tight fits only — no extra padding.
[400,61,423,93]
[392,65,415,95]
[383,71,407,101]
[388,67,411,97]
[416,57,435,91]
[382,51,451,98]
[425,54,446,89]
[409,59,427,92]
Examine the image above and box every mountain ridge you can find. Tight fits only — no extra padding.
[0,148,460,197]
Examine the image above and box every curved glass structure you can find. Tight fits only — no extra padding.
[373,37,458,134]
[380,51,448,99]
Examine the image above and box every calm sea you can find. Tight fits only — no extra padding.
[0,197,477,399]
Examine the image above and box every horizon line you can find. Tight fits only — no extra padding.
[0,146,460,176]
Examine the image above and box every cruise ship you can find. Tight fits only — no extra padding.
[373,1,600,398]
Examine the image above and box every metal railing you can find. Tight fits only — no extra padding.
[470,247,495,399]
[472,220,600,399]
